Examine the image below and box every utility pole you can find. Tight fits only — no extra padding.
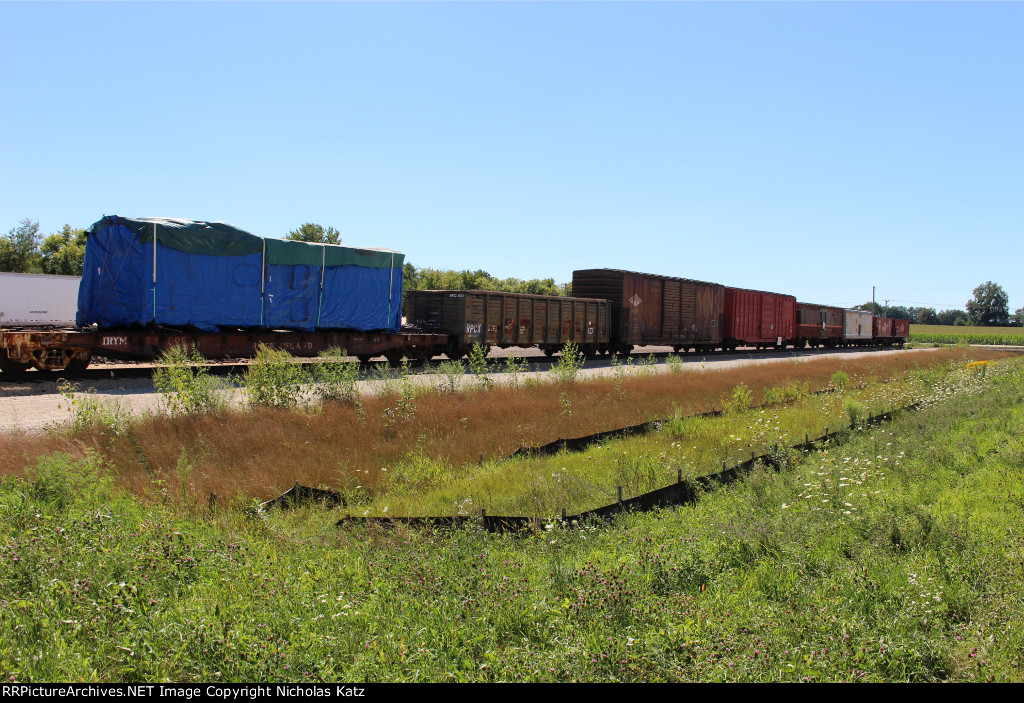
[872,286,876,313]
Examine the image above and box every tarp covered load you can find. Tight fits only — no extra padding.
[77,216,404,332]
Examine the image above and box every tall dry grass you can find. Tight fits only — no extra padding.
[0,348,1005,502]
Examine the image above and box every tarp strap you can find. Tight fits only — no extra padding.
[152,222,157,321]
[317,245,326,328]
[388,252,395,328]
[260,238,266,327]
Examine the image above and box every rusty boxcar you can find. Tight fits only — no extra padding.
[795,302,844,348]
[872,316,908,346]
[722,287,796,350]
[406,289,610,358]
[571,269,723,355]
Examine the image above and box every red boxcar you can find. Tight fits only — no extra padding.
[722,287,796,349]
[572,269,724,354]
[796,302,844,348]
[872,317,893,339]
[872,317,908,346]
[893,318,909,340]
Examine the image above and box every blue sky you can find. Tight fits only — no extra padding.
[2,2,1021,313]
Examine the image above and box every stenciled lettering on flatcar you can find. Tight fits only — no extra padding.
[465,323,482,335]
[449,293,465,298]
[102,336,129,347]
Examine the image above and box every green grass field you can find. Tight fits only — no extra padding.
[2,354,1022,682]
[910,325,1024,336]
[910,325,1024,346]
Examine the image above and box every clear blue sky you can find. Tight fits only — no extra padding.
[2,1,1021,313]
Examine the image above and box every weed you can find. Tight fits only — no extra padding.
[153,345,226,416]
[831,370,850,391]
[55,380,130,435]
[553,341,585,383]
[434,359,466,394]
[559,390,573,419]
[725,383,753,414]
[469,343,492,388]
[844,398,863,428]
[244,345,309,409]
[635,353,658,377]
[175,448,194,504]
[609,352,627,399]
[311,347,361,407]
[666,353,683,373]
[22,451,112,513]
[504,355,530,388]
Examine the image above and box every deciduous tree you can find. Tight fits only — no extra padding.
[966,281,1009,326]
[0,219,41,273]
[40,225,87,275]
[285,223,342,245]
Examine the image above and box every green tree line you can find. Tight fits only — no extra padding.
[284,223,570,310]
[858,281,1022,327]
[1,219,87,275]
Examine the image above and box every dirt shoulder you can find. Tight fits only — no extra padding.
[0,347,940,435]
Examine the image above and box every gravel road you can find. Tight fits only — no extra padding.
[0,346,938,435]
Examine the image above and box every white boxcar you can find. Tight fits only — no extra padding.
[843,309,873,341]
[0,272,80,327]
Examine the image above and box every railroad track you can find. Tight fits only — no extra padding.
[0,344,912,394]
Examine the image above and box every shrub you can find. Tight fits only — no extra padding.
[310,347,362,407]
[553,341,585,383]
[844,398,863,428]
[830,370,850,391]
[666,353,683,373]
[24,451,113,513]
[56,380,130,435]
[468,343,492,388]
[433,360,466,394]
[153,345,226,416]
[503,355,530,388]
[725,383,752,414]
[244,345,309,409]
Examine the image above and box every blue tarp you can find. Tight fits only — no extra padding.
[77,216,403,332]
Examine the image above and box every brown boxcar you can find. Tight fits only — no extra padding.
[872,316,908,346]
[571,269,723,354]
[872,316,893,339]
[892,318,909,341]
[723,287,796,349]
[795,302,844,348]
[406,289,610,358]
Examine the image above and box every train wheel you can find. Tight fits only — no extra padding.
[543,346,555,357]
[357,354,373,364]
[0,351,30,375]
[63,356,91,375]
[383,349,403,367]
